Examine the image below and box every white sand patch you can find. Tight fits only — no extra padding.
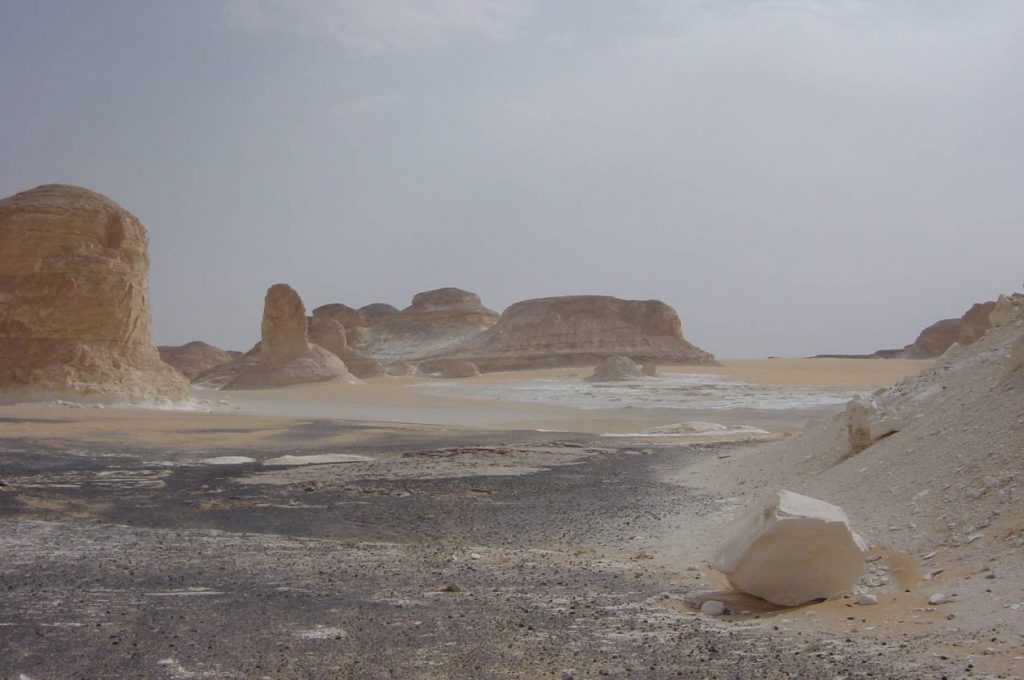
[294,626,348,640]
[262,453,375,466]
[199,456,257,465]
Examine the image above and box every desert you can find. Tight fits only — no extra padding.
[3,4,1024,679]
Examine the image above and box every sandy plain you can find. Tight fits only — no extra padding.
[2,357,966,679]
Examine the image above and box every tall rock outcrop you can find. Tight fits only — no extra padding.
[358,302,400,320]
[158,341,235,380]
[882,300,998,359]
[432,295,716,371]
[358,287,500,363]
[0,184,188,402]
[220,284,357,389]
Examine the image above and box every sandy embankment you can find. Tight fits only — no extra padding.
[0,358,930,449]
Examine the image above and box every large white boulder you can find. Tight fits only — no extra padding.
[712,490,869,607]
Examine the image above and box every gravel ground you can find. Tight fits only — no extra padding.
[0,423,942,679]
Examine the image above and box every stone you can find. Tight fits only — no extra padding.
[358,302,400,320]
[700,600,726,616]
[306,316,384,379]
[586,356,645,382]
[221,284,358,389]
[844,397,900,455]
[0,184,189,403]
[928,593,952,605]
[385,360,414,377]
[433,295,716,371]
[990,293,1024,328]
[1010,334,1024,373]
[856,593,878,606]
[158,341,235,380]
[712,490,869,607]
[358,287,500,362]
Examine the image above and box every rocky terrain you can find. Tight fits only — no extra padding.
[0,185,188,403]
[356,287,501,364]
[196,284,358,390]
[158,341,238,380]
[434,295,716,371]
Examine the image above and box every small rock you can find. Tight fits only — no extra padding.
[700,600,726,616]
[856,593,878,606]
[928,593,953,605]
[440,583,462,593]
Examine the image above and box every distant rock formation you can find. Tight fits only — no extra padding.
[215,284,357,390]
[433,295,716,371]
[358,287,500,363]
[358,302,400,320]
[158,341,235,380]
[0,184,189,402]
[307,316,384,379]
[990,293,1024,328]
[870,299,1001,359]
[586,356,645,382]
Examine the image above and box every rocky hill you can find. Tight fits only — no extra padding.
[429,295,716,371]
[0,184,188,403]
[356,287,500,363]
[158,341,237,380]
[871,298,1015,358]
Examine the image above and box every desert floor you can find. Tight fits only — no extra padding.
[2,358,985,679]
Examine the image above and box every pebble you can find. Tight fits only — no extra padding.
[700,600,726,616]
[928,593,952,605]
[856,593,878,606]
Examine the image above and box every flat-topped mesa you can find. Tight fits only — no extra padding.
[158,341,236,380]
[431,295,717,371]
[220,284,357,389]
[357,287,500,363]
[0,184,188,403]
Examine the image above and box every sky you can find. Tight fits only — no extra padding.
[1,0,1022,357]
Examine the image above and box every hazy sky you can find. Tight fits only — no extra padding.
[2,1,1022,357]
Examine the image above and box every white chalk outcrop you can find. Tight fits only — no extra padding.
[712,490,868,607]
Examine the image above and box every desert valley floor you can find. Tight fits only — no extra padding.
[7,358,1020,679]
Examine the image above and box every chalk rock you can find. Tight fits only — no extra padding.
[712,490,869,607]
[306,316,384,378]
[1010,333,1024,373]
[385,360,415,377]
[359,287,500,362]
[434,295,716,371]
[700,600,726,616]
[158,341,235,380]
[358,302,400,320]
[586,355,644,382]
[990,293,1024,328]
[223,284,358,389]
[845,397,900,455]
[0,184,188,403]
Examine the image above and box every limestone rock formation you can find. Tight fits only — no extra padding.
[358,287,500,362]
[221,284,357,390]
[844,396,901,455]
[586,356,645,382]
[0,184,189,402]
[990,293,1024,328]
[158,341,235,380]
[879,300,999,359]
[358,302,400,320]
[712,490,868,607]
[641,361,658,377]
[1009,334,1024,373]
[306,316,383,378]
[434,295,716,371]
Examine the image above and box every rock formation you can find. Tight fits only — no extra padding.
[0,184,189,402]
[874,299,999,359]
[358,302,400,320]
[712,490,868,607]
[307,316,384,379]
[433,359,480,378]
[586,356,645,382]
[357,287,500,363]
[158,341,235,380]
[990,293,1024,328]
[844,396,901,456]
[432,295,716,371]
[220,284,357,390]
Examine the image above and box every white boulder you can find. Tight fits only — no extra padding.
[711,490,869,607]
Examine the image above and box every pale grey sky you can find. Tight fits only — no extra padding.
[2,0,1022,356]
